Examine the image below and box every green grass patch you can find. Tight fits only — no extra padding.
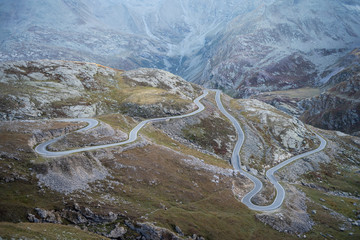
[303,162,360,196]
[149,190,297,240]
[298,185,360,220]
[98,114,138,133]
[0,222,108,240]
[258,87,321,100]
[142,125,231,169]
[0,177,65,222]
[297,185,360,240]
[182,117,234,157]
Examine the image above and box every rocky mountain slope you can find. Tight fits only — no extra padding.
[299,49,360,135]
[1,0,360,97]
[0,60,201,120]
[0,0,266,77]
[197,0,360,96]
[252,48,360,136]
[0,60,359,239]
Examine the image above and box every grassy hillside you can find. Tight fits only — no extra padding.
[0,60,359,239]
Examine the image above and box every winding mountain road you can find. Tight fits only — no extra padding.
[214,89,327,211]
[35,89,327,211]
[35,90,208,157]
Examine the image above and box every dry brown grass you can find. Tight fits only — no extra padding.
[98,143,297,240]
[298,185,360,240]
[0,222,108,239]
[256,87,320,100]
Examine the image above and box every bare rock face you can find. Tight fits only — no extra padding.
[61,205,118,225]
[27,208,62,224]
[249,48,360,136]
[2,0,360,96]
[126,221,183,240]
[61,105,98,118]
[106,223,127,239]
[35,153,109,193]
[120,101,196,119]
[243,99,314,150]
[0,60,116,120]
[0,0,259,82]
[277,151,331,183]
[299,93,360,135]
[299,63,360,135]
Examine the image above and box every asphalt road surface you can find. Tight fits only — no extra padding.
[213,89,327,211]
[35,90,208,157]
[35,88,327,211]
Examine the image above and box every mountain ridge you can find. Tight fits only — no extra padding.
[2,0,360,96]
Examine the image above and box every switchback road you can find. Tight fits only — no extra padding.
[214,89,327,211]
[35,89,327,211]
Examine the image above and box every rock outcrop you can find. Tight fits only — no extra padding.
[252,48,360,136]
[232,98,319,172]
[27,208,62,224]
[299,92,360,135]
[0,60,200,120]
[126,221,183,240]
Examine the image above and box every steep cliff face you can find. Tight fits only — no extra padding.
[196,0,360,96]
[299,49,360,135]
[251,48,360,135]
[299,93,360,135]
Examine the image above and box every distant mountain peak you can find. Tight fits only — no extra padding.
[1,0,360,96]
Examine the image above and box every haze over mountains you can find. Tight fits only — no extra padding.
[2,0,360,96]
[0,0,267,77]
[1,1,360,239]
